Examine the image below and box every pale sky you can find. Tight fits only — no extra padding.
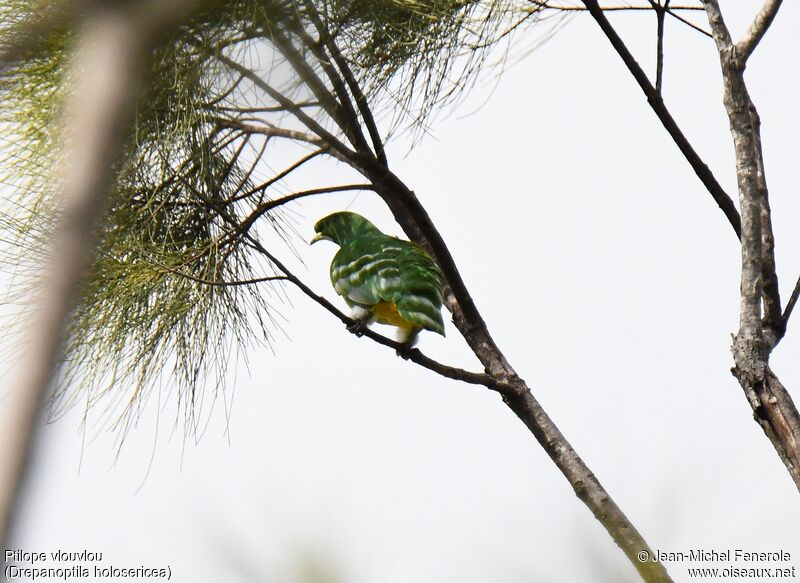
[5,3,800,583]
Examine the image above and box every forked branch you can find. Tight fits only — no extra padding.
[700,0,800,488]
[736,0,783,66]
[580,0,741,239]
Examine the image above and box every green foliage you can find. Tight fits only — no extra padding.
[321,0,538,123]
[0,0,545,441]
[2,1,295,438]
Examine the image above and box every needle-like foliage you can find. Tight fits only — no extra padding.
[0,0,546,442]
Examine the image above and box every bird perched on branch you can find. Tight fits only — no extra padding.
[311,211,445,345]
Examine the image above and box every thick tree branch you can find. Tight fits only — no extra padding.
[701,0,800,489]
[212,12,673,577]
[750,107,782,337]
[580,0,741,239]
[0,0,205,553]
[356,161,673,583]
[736,0,783,66]
[702,1,761,338]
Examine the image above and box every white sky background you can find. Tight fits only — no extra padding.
[5,2,800,582]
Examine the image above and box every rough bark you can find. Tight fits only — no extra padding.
[700,0,800,489]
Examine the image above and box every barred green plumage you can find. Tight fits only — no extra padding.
[311,212,445,342]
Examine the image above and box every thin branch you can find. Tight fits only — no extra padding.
[279,270,516,397]
[355,156,675,583]
[209,116,352,165]
[580,0,742,239]
[530,1,702,11]
[303,1,388,166]
[230,135,269,199]
[664,7,712,37]
[210,117,322,145]
[156,264,289,288]
[650,0,670,94]
[268,23,371,157]
[201,72,244,108]
[278,15,374,160]
[230,148,327,203]
[736,0,783,66]
[781,275,800,331]
[232,184,377,241]
[212,52,360,167]
[208,102,320,113]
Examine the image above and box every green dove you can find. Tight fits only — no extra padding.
[311,212,445,343]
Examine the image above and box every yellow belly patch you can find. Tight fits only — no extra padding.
[372,301,418,330]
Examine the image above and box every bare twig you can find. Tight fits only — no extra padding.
[664,8,712,37]
[530,1,702,11]
[155,265,289,288]
[208,102,321,114]
[781,275,800,331]
[580,0,741,239]
[228,184,376,244]
[650,0,670,93]
[533,0,712,38]
[210,117,327,147]
[230,148,328,203]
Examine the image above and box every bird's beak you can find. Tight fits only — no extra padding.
[309,233,328,245]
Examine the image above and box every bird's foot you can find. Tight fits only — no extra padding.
[346,318,369,337]
[395,343,416,360]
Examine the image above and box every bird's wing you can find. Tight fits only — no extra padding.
[331,237,445,335]
[330,247,389,307]
[377,242,445,335]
